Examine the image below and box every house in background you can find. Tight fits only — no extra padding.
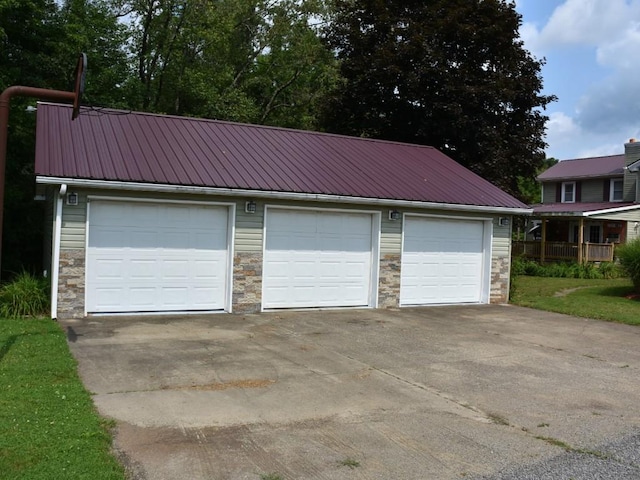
[35,102,530,319]
[515,140,640,263]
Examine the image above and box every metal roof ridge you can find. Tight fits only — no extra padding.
[558,153,624,162]
[37,102,439,151]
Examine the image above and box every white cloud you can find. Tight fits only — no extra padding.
[596,22,640,69]
[521,0,640,54]
[544,111,630,159]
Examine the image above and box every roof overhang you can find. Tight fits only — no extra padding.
[538,174,623,182]
[36,176,533,215]
[628,159,640,172]
[533,204,640,217]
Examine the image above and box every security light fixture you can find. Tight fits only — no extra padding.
[66,192,79,206]
[389,210,401,221]
[245,200,257,214]
[498,217,510,227]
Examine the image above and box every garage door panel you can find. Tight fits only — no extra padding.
[86,201,230,313]
[263,209,374,309]
[401,217,486,305]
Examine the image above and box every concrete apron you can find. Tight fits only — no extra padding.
[61,305,640,480]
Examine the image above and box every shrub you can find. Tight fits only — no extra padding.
[597,261,622,279]
[616,239,640,291]
[511,259,622,280]
[0,272,50,318]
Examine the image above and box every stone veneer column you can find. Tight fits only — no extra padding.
[233,252,263,314]
[378,254,401,308]
[57,249,86,319]
[490,256,510,303]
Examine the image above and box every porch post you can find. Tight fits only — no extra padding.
[578,217,585,263]
[541,218,547,263]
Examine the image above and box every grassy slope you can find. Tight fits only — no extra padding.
[511,277,639,325]
[0,319,125,480]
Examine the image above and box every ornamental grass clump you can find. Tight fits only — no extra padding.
[0,272,50,318]
[616,239,640,292]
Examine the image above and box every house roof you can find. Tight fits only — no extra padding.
[531,202,639,217]
[537,154,625,181]
[629,158,640,172]
[34,103,527,210]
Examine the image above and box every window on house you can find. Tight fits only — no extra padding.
[562,182,575,203]
[610,178,624,202]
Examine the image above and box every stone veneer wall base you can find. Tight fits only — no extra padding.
[378,254,401,308]
[233,252,263,314]
[57,249,85,319]
[490,257,510,304]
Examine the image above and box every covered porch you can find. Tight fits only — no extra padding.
[512,238,615,263]
[513,202,638,263]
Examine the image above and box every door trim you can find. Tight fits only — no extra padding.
[84,196,236,316]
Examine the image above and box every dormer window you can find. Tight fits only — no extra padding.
[561,181,575,203]
[610,178,624,202]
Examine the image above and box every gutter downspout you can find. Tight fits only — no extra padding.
[50,184,67,319]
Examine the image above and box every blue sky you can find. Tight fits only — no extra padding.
[515,0,640,160]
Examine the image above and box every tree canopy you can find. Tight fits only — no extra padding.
[321,0,556,196]
[0,0,555,275]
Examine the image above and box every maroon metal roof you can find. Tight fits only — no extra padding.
[532,202,637,215]
[537,154,624,181]
[35,103,527,209]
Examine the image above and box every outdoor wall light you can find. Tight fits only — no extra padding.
[245,200,257,214]
[498,217,510,227]
[389,210,401,221]
[66,192,79,206]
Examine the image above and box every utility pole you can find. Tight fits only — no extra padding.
[0,54,86,278]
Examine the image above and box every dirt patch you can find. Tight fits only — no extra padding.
[553,287,590,297]
[163,379,275,391]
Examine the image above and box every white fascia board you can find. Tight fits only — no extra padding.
[584,204,640,216]
[626,159,640,172]
[35,176,533,216]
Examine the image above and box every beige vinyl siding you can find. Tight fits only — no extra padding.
[61,192,87,250]
[542,183,556,204]
[491,219,511,259]
[235,201,263,252]
[58,188,511,262]
[580,179,606,202]
[589,211,640,222]
[381,214,402,255]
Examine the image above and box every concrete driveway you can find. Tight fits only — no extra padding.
[61,305,640,479]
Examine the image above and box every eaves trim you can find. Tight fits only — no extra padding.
[36,176,532,215]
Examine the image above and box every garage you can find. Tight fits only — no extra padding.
[400,216,489,305]
[262,208,377,309]
[86,200,231,314]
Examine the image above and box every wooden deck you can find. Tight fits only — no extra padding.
[512,241,615,263]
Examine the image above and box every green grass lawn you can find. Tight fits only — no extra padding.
[511,276,640,325]
[0,318,125,480]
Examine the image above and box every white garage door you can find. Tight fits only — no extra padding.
[263,209,375,309]
[86,200,230,313]
[401,217,487,305]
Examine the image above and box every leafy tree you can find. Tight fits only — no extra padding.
[322,0,556,197]
[122,0,338,128]
[0,0,127,277]
[517,157,558,204]
[57,0,130,108]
